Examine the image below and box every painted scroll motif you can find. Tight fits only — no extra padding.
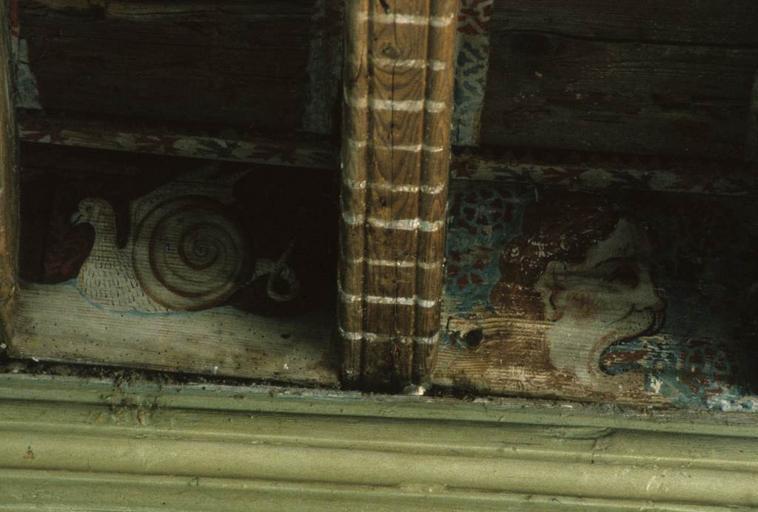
[436,182,758,409]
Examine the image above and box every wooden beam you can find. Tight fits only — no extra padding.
[452,148,758,196]
[481,2,758,161]
[18,113,758,198]
[0,0,19,343]
[339,0,459,389]
[18,113,336,170]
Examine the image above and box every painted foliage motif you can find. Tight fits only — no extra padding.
[437,182,758,409]
[453,0,493,146]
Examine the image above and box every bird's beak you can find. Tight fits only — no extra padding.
[70,211,82,225]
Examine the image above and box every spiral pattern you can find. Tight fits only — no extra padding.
[132,197,250,311]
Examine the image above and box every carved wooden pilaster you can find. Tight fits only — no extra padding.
[339,0,459,388]
[0,0,19,343]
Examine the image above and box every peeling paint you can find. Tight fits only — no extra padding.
[439,181,758,408]
[453,0,493,146]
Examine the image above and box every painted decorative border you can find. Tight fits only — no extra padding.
[19,113,758,197]
[452,0,493,146]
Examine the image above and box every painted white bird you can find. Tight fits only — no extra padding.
[71,167,299,313]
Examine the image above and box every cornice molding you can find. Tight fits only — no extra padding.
[0,374,757,511]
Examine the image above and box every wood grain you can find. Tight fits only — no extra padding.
[0,0,19,343]
[339,0,458,389]
[481,2,758,159]
[493,0,758,46]
[17,112,758,198]
[19,0,315,133]
[452,148,758,197]
[301,0,344,135]
[11,282,338,386]
[20,0,758,159]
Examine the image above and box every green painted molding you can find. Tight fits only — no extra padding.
[0,374,757,511]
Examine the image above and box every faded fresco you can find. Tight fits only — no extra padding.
[435,181,758,409]
[13,152,338,383]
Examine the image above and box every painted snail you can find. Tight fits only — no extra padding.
[72,168,299,313]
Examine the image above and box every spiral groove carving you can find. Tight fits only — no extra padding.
[132,197,250,311]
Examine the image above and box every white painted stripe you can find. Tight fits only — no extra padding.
[370,57,447,71]
[339,327,440,345]
[346,93,447,113]
[357,12,456,28]
[348,139,445,153]
[342,212,444,232]
[339,285,438,308]
[342,178,446,195]
[345,257,442,270]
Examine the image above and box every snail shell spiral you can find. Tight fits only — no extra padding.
[132,196,251,311]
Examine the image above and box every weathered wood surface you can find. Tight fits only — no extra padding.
[494,1,758,46]
[480,1,758,159]
[435,181,758,409]
[18,0,315,133]
[11,283,337,385]
[339,0,458,389]
[18,0,758,159]
[452,148,758,197]
[0,0,19,343]
[18,113,758,198]
[19,113,336,170]
[13,147,338,384]
[301,0,344,136]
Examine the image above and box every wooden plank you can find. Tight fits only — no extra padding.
[19,0,315,133]
[20,0,758,156]
[494,0,758,46]
[435,181,758,407]
[480,15,758,158]
[19,113,337,171]
[18,113,758,198]
[19,111,758,199]
[452,148,758,196]
[339,0,458,389]
[0,0,19,343]
[11,283,338,385]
